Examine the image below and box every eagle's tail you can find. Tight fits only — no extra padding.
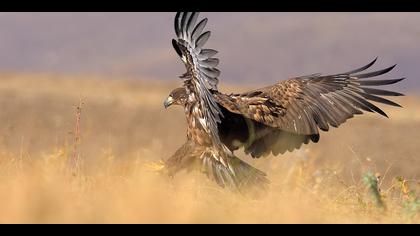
[200,153,270,197]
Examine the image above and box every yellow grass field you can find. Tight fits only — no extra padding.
[0,73,418,224]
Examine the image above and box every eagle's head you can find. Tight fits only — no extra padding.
[164,87,188,108]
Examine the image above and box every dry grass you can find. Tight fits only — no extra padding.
[0,72,418,224]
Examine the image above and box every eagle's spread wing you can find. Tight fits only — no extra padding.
[214,58,404,157]
[172,12,224,147]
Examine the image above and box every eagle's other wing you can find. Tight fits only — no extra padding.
[172,12,224,146]
[216,102,320,158]
[215,58,404,154]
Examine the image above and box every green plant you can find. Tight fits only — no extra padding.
[363,172,386,210]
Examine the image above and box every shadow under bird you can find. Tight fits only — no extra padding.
[162,12,405,195]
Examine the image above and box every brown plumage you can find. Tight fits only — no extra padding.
[163,12,405,193]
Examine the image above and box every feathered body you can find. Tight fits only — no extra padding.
[183,78,212,147]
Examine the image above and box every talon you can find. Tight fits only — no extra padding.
[144,160,166,172]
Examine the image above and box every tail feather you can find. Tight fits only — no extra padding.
[200,152,270,197]
[165,141,270,197]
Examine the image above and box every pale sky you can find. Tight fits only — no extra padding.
[0,12,418,92]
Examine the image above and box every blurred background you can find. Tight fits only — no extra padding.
[0,12,418,92]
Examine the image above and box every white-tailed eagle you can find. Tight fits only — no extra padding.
[162,12,405,193]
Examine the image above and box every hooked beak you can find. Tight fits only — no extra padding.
[164,96,174,109]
